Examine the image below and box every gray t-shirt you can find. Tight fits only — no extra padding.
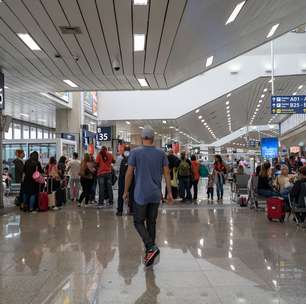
[128,145,168,205]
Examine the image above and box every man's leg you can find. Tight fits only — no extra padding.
[106,173,114,204]
[117,177,124,214]
[146,203,159,245]
[186,177,192,200]
[193,180,198,200]
[133,203,154,250]
[98,176,105,205]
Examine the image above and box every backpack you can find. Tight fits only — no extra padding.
[178,160,191,177]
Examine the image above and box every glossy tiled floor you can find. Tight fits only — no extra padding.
[1,194,306,303]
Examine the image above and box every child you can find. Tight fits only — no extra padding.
[207,173,214,200]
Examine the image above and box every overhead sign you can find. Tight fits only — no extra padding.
[0,72,4,110]
[271,95,306,114]
[96,126,112,142]
[61,133,75,141]
[261,137,279,159]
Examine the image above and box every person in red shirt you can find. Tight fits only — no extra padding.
[191,155,200,200]
[96,146,115,207]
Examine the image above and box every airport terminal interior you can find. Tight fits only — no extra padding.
[2,0,306,303]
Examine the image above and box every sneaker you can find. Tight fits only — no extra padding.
[53,206,59,211]
[144,246,160,267]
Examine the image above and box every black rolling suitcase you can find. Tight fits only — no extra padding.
[55,179,67,207]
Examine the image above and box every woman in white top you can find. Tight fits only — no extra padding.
[274,165,292,194]
[67,152,81,202]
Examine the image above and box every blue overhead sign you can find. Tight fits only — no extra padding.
[261,137,279,159]
[271,95,306,114]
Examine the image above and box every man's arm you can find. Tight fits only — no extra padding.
[163,166,173,203]
[123,165,134,201]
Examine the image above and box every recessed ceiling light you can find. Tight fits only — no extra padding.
[227,114,230,117]
[4,86,8,89]
[134,34,146,51]
[63,79,78,87]
[17,33,41,50]
[226,106,230,110]
[206,56,214,67]
[226,1,246,25]
[261,94,265,98]
[20,113,29,117]
[298,85,303,90]
[139,126,144,129]
[198,115,203,119]
[227,110,230,114]
[133,0,148,5]
[204,123,207,126]
[226,101,230,105]
[162,120,167,124]
[293,92,297,96]
[169,126,174,129]
[227,93,232,98]
[258,100,263,103]
[137,78,148,87]
[195,109,200,113]
[201,119,205,123]
[267,23,280,39]
[263,88,268,92]
[126,121,130,125]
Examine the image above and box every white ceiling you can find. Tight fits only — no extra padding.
[112,74,306,145]
[0,0,306,92]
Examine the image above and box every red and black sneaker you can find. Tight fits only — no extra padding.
[144,246,160,267]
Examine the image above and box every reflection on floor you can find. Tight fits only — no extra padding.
[1,197,306,303]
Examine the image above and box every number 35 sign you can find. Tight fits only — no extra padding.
[96,127,112,142]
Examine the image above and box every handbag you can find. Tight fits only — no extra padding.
[32,167,45,184]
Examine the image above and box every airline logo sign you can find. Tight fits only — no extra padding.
[0,72,4,110]
[271,95,306,114]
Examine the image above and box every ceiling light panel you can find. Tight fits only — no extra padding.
[206,56,214,67]
[63,79,78,87]
[133,0,148,5]
[17,33,41,50]
[134,34,146,51]
[226,1,246,25]
[137,78,148,87]
[267,23,280,38]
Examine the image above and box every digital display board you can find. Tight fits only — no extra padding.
[271,95,306,114]
[261,137,279,159]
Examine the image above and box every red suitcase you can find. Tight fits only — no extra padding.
[38,192,49,211]
[267,197,285,223]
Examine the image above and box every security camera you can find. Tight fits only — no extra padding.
[73,55,79,62]
[112,58,120,71]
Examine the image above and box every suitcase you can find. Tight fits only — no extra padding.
[239,196,247,207]
[55,187,66,207]
[267,197,285,223]
[38,192,49,211]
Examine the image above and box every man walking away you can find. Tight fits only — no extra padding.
[123,127,173,267]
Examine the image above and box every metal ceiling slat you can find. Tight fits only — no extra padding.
[6,0,66,80]
[41,0,99,90]
[145,74,159,89]
[59,0,108,90]
[133,4,149,76]
[25,0,92,89]
[77,0,118,89]
[155,74,167,88]
[96,0,132,90]
[154,0,186,75]
[145,0,168,75]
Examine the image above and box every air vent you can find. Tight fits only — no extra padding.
[59,26,82,35]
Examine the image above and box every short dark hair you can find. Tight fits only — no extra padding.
[191,155,196,161]
[73,152,78,159]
